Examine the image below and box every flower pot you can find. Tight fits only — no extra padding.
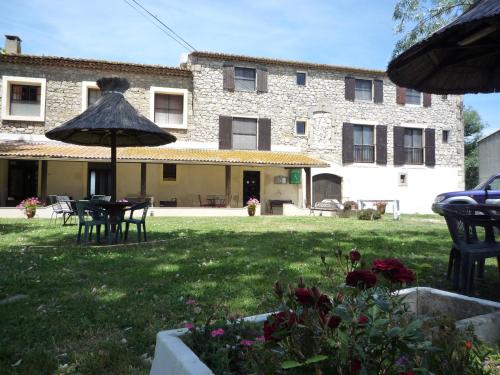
[25,208,36,219]
[149,288,500,375]
[377,205,386,215]
[247,206,256,216]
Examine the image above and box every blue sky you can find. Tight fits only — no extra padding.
[1,0,498,135]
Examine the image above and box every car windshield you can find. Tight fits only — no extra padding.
[473,178,489,190]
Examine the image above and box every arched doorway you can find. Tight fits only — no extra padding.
[313,173,342,204]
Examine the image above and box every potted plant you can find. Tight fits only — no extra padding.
[375,201,387,215]
[343,200,358,211]
[17,197,42,219]
[246,197,259,216]
[151,249,500,375]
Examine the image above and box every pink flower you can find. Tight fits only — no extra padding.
[210,328,225,337]
[240,339,254,347]
[184,322,194,330]
[185,298,197,306]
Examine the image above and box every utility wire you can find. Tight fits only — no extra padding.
[122,0,196,51]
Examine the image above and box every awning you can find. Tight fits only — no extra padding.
[0,142,328,168]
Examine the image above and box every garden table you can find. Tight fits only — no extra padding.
[94,201,130,243]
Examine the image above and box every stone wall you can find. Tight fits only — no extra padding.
[0,62,193,140]
[188,56,464,170]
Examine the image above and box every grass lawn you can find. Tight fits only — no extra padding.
[1,215,499,374]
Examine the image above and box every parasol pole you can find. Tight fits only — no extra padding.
[111,130,117,202]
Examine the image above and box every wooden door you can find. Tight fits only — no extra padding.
[313,174,342,205]
[243,171,260,205]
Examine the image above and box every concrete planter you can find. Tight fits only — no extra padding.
[150,288,500,375]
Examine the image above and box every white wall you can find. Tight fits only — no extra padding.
[312,165,463,214]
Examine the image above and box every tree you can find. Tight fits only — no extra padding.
[463,106,485,189]
[393,0,476,56]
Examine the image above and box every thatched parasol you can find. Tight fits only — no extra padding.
[46,77,176,201]
[387,0,500,94]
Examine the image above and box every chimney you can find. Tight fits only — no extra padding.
[4,35,22,54]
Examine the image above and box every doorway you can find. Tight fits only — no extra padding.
[243,171,260,206]
[313,173,342,205]
[88,163,112,197]
[7,160,38,206]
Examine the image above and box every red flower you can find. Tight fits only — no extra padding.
[349,250,361,262]
[465,340,473,350]
[346,270,377,289]
[358,314,368,325]
[328,315,341,329]
[351,359,362,374]
[316,294,332,313]
[263,311,297,341]
[372,259,415,284]
[294,288,314,306]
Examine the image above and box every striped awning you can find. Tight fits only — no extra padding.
[0,142,328,168]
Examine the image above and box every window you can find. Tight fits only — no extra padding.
[405,89,422,105]
[404,128,424,164]
[1,76,46,121]
[234,67,256,91]
[353,125,375,162]
[149,87,188,129]
[441,95,448,100]
[232,117,257,150]
[296,72,306,86]
[88,88,101,107]
[399,173,408,186]
[490,176,500,190]
[162,164,177,181]
[355,79,372,101]
[295,120,307,136]
[442,130,449,143]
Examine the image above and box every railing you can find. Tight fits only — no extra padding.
[354,145,375,163]
[404,147,424,164]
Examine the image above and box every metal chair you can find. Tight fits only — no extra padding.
[443,204,500,294]
[75,201,110,245]
[123,201,149,242]
[48,195,63,224]
[57,196,76,225]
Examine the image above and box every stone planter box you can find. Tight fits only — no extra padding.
[149,288,500,375]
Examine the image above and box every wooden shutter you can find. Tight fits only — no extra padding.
[396,86,406,105]
[258,118,271,151]
[345,76,355,101]
[425,128,436,166]
[393,126,405,165]
[257,66,268,93]
[423,93,432,107]
[219,115,232,149]
[342,123,354,163]
[374,79,384,103]
[375,125,387,165]
[222,63,234,91]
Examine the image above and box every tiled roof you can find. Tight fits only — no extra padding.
[0,142,328,167]
[190,51,386,76]
[0,54,192,77]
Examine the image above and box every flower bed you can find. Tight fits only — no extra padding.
[150,250,500,375]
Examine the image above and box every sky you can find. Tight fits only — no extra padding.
[1,0,499,135]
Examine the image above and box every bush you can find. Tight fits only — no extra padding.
[357,208,381,220]
[342,200,358,210]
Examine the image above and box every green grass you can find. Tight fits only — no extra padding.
[0,215,499,374]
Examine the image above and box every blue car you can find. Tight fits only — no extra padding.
[432,173,500,214]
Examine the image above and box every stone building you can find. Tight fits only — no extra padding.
[0,35,464,213]
[478,129,500,182]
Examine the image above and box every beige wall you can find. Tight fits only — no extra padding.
[47,161,87,199]
[0,159,7,205]
[117,163,141,199]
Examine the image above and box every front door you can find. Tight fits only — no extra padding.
[88,163,112,197]
[313,173,342,205]
[7,160,38,206]
[243,171,260,205]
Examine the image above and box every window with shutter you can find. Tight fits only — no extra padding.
[232,117,258,150]
[375,125,387,165]
[425,128,436,166]
[423,93,432,107]
[223,64,235,91]
[345,76,355,101]
[235,67,256,91]
[257,67,268,93]
[405,89,422,105]
[353,125,374,162]
[219,116,232,150]
[342,123,354,163]
[258,118,271,150]
[354,79,373,101]
[296,72,306,86]
[393,126,405,165]
[403,128,424,164]
[396,87,406,105]
[374,80,384,103]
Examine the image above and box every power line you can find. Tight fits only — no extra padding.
[122,0,196,52]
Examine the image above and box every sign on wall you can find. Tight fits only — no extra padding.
[289,169,301,184]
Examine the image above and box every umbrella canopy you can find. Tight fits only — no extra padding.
[387,0,500,94]
[46,77,177,200]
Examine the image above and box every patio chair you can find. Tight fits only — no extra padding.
[442,205,500,294]
[47,195,64,224]
[123,201,149,242]
[57,196,76,225]
[75,201,110,245]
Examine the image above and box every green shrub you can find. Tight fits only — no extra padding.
[357,208,381,220]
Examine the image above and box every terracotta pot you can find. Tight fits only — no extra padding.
[377,205,386,215]
[25,208,36,219]
[247,206,256,216]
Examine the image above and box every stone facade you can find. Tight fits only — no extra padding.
[0,62,193,140]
